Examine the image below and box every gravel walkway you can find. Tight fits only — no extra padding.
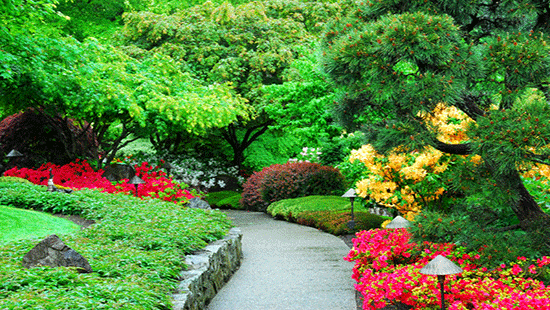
[206,210,357,310]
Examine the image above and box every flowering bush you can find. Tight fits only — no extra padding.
[351,145,457,220]
[288,147,322,163]
[4,160,198,204]
[346,228,550,310]
[112,151,244,191]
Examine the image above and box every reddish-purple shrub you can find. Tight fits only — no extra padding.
[0,108,97,167]
[240,166,272,211]
[240,162,345,211]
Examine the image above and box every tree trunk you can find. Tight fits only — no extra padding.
[500,168,550,229]
[435,141,550,250]
[221,120,272,170]
[490,164,550,254]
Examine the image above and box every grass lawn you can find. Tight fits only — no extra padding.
[0,205,79,243]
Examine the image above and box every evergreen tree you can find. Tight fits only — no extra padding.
[320,0,550,246]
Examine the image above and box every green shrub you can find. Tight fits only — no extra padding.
[267,195,387,235]
[0,182,232,309]
[241,162,345,211]
[0,183,84,215]
[410,209,546,269]
[0,176,32,184]
[205,190,243,209]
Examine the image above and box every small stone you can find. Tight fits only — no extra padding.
[187,198,212,210]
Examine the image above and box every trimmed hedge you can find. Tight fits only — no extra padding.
[267,195,388,235]
[0,182,232,309]
[241,162,346,211]
[205,190,244,209]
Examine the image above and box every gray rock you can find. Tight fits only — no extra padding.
[22,234,93,273]
[187,198,212,210]
[102,163,135,182]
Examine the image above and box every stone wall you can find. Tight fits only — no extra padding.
[172,227,243,310]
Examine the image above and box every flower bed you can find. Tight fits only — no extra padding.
[4,160,199,204]
[346,228,550,309]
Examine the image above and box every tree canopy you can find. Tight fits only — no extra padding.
[0,0,249,167]
[321,0,550,239]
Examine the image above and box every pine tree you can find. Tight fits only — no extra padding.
[321,0,550,249]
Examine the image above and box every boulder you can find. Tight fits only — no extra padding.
[102,163,135,182]
[187,198,212,210]
[22,234,93,273]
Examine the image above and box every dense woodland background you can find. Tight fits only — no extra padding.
[2,0,550,257]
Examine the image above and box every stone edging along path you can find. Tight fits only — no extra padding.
[171,227,243,310]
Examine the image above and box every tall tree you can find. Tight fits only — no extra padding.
[120,0,344,169]
[0,0,248,168]
[320,0,550,239]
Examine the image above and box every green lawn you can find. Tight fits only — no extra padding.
[0,205,80,243]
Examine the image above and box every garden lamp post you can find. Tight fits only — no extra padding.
[129,175,145,197]
[5,149,23,173]
[419,255,463,310]
[342,188,357,229]
[6,149,23,158]
[385,215,411,229]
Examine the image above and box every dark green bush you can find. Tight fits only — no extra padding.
[0,182,232,309]
[241,162,345,211]
[205,190,243,209]
[267,195,387,235]
[410,209,546,269]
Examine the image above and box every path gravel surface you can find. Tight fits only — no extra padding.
[206,210,357,310]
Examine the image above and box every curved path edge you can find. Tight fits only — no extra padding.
[172,227,243,310]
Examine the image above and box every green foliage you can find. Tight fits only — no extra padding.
[1,0,250,168]
[205,190,244,210]
[523,177,550,213]
[267,195,387,235]
[0,205,79,243]
[0,182,232,309]
[120,0,346,168]
[410,209,548,269]
[243,131,301,171]
[260,44,342,146]
[0,176,32,184]
[0,183,85,215]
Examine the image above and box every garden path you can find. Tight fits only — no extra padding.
[206,210,357,310]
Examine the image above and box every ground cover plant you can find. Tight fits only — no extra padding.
[346,228,550,310]
[267,196,388,235]
[0,205,79,243]
[0,182,232,309]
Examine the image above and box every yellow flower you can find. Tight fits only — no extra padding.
[381,219,392,229]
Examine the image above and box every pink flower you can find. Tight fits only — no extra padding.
[512,264,523,275]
